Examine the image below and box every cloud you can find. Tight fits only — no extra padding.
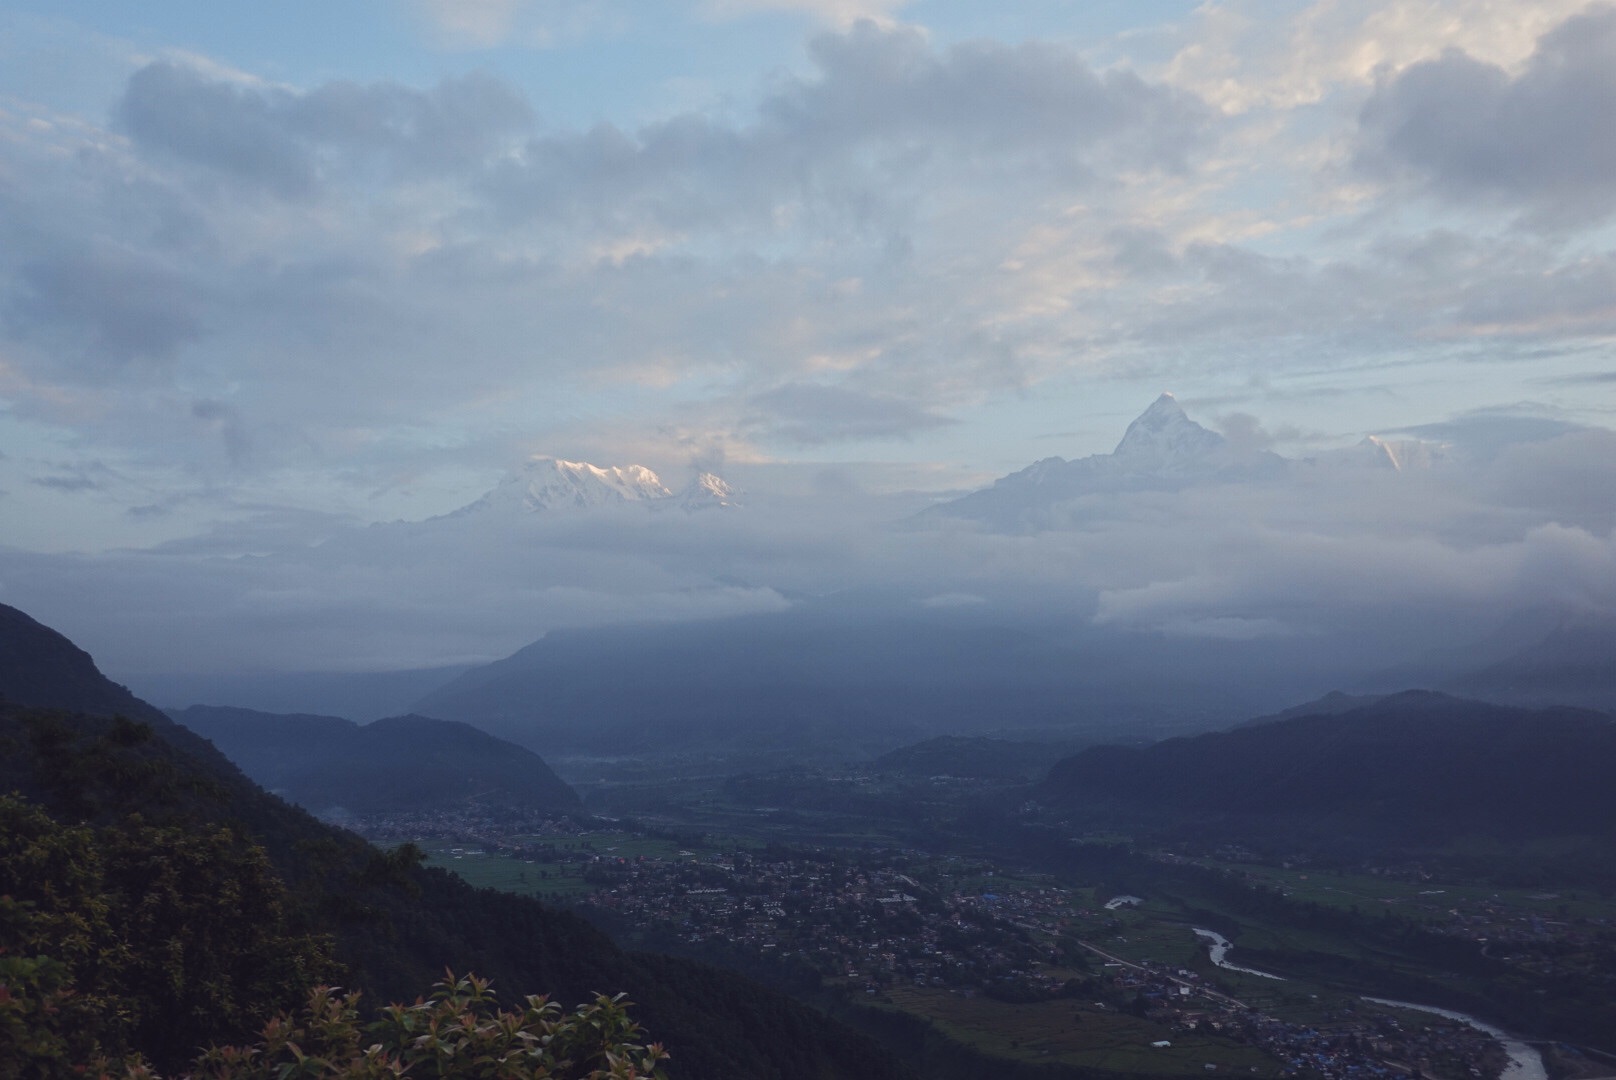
[116,61,535,197]
[10,249,202,372]
[1546,370,1616,386]
[1486,428,1616,531]
[1356,5,1616,226]
[190,399,252,465]
[1163,0,1590,114]
[482,21,1212,234]
[32,474,102,493]
[409,0,627,49]
[409,0,918,50]
[1386,411,1590,461]
[702,0,912,27]
[117,62,318,198]
[0,30,1224,514]
[746,382,956,443]
[3,7,1615,577]
[413,0,533,48]
[776,24,1209,170]
[5,400,1614,683]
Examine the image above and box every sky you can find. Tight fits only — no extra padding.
[1,1,1614,681]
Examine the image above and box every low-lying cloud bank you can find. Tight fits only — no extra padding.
[3,402,1609,708]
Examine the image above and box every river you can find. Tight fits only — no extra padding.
[1190,926,1546,1080]
[1362,998,1547,1080]
[1192,928,1287,980]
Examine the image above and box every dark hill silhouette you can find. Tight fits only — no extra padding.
[1041,690,1616,841]
[171,705,580,815]
[411,602,1351,756]
[0,602,169,721]
[1232,689,1384,728]
[0,602,914,1080]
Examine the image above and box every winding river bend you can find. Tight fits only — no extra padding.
[1192,928,1287,980]
[1362,999,1546,1080]
[1193,929,1546,1080]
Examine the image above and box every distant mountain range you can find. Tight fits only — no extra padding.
[170,704,581,817]
[409,600,1371,758]
[430,394,1434,535]
[927,392,1441,531]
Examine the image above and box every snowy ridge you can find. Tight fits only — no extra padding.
[1111,392,1226,467]
[1299,435,1446,474]
[455,457,737,517]
[676,472,740,510]
[1356,436,1444,472]
[927,393,1451,532]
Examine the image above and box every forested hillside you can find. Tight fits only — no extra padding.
[1042,690,1616,848]
[0,602,916,1079]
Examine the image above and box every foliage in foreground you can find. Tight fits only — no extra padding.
[4,966,667,1080]
[184,972,668,1080]
[0,783,665,1078]
[0,790,336,1074]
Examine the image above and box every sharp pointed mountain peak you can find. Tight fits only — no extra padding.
[1142,391,1186,419]
[1112,392,1225,461]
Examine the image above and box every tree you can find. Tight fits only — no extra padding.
[187,972,667,1080]
[0,793,335,1073]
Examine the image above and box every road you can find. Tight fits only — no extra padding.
[1079,940,1252,1011]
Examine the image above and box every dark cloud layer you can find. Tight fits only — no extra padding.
[1357,5,1616,226]
[11,249,202,371]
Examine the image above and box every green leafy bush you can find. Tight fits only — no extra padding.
[187,972,667,1080]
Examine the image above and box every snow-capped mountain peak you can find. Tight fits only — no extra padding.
[1112,392,1226,464]
[508,457,671,511]
[924,394,1283,531]
[456,456,670,516]
[677,472,740,510]
[452,456,739,517]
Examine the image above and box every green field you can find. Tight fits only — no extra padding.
[883,987,1280,1077]
[410,830,731,902]
[1196,859,1616,923]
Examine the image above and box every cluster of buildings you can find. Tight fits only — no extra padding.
[571,847,1522,1080]
[577,850,1073,994]
[347,812,1543,1080]
[1097,954,1504,1080]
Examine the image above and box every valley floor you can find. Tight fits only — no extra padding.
[343,765,1616,1080]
